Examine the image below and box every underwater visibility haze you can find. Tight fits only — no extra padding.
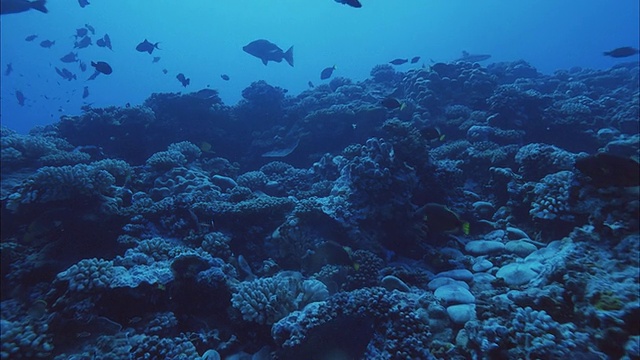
[0,0,639,359]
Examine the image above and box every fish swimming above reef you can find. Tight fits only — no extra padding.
[418,203,470,235]
[75,27,88,38]
[603,46,639,58]
[39,39,54,48]
[1,0,47,14]
[334,0,362,8]
[308,81,314,88]
[455,50,491,63]
[381,97,405,110]
[136,39,160,54]
[5,63,13,76]
[220,74,230,81]
[60,52,78,63]
[410,56,420,64]
[84,23,95,34]
[82,86,89,98]
[78,0,89,8]
[420,126,445,142]
[152,56,160,63]
[79,61,87,72]
[91,61,112,74]
[74,36,92,49]
[320,65,336,80]
[25,34,37,41]
[96,34,112,50]
[192,88,218,100]
[575,153,640,187]
[176,73,190,87]
[243,39,294,66]
[15,90,25,106]
[389,58,408,65]
[55,67,76,81]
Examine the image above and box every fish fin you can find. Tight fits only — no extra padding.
[154,42,161,50]
[461,222,470,235]
[284,46,294,67]
[31,0,48,13]
[261,58,268,66]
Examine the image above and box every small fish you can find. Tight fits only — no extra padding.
[152,56,160,63]
[82,86,89,98]
[193,88,218,99]
[420,126,445,142]
[60,52,78,63]
[55,67,76,81]
[243,39,293,66]
[1,0,48,15]
[79,61,87,72]
[389,58,408,65]
[78,0,89,8]
[381,97,405,110]
[603,46,639,58]
[5,63,13,76]
[75,27,88,38]
[320,65,336,80]
[74,36,91,49]
[91,60,112,74]
[96,34,112,50]
[455,50,491,63]
[39,39,55,48]
[25,34,38,41]
[176,73,190,87]
[220,74,230,81]
[16,90,25,106]
[162,68,168,74]
[410,56,420,64]
[419,203,470,235]
[136,39,160,54]
[575,153,640,187]
[308,81,314,88]
[84,23,95,34]
[334,0,362,8]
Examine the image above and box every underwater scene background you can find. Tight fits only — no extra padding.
[1,1,639,359]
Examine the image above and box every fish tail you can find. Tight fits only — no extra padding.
[154,42,161,50]
[31,0,48,13]
[461,222,470,235]
[400,103,407,111]
[284,46,294,67]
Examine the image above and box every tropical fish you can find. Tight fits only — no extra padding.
[4,63,13,76]
[74,36,91,49]
[320,65,336,80]
[381,97,405,110]
[389,58,408,65]
[24,34,37,41]
[575,153,640,187]
[96,34,112,50]
[455,50,491,63]
[420,126,445,142]
[15,90,25,106]
[39,39,55,48]
[176,73,190,87]
[152,56,161,63]
[78,0,89,8]
[220,74,230,81]
[136,39,160,54]
[79,61,87,72]
[1,0,47,15]
[308,81,314,88]
[334,0,362,8]
[162,69,168,74]
[60,52,78,63]
[603,46,639,58]
[75,27,88,38]
[419,203,470,235]
[82,86,89,98]
[410,56,420,64]
[84,23,95,34]
[91,61,112,74]
[55,67,76,81]
[243,39,293,66]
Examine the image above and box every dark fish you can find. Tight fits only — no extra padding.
[91,61,112,74]
[320,65,336,80]
[39,39,55,48]
[60,52,78,63]
[381,97,404,110]
[78,0,89,8]
[74,36,91,49]
[96,34,112,50]
[302,241,354,273]
[152,56,160,63]
[603,46,639,58]
[162,69,168,74]
[55,67,76,81]
[84,23,95,34]
[5,63,13,76]
[575,153,640,187]
[176,73,190,87]
[389,58,408,65]
[334,0,362,8]
[82,86,89,98]
[15,90,25,106]
[419,203,470,235]
[308,81,314,88]
[79,61,87,72]
[193,88,218,99]
[25,34,37,41]
[455,50,491,63]
[220,74,230,81]
[136,39,160,54]
[243,39,294,66]
[419,126,445,142]
[1,0,47,14]
[75,27,88,38]
[410,56,420,64]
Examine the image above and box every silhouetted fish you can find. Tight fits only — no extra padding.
[4,63,13,76]
[15,90,25,106]
[79,61,87,72]
[60,52,78,63]
[308,81,314,88]
[91,61,112,74]
[220,74,230,81]
[75,27,88,38]
[74,36,91,49]
[152,56,160,63]
[78,0,89,8]
[455,50,491,63]
[162,69,168,74]
[85,23,95,34]
[55,67,76,81]
[39,39,55,48]
[25,34,37,41]
[410,56,420,64]
[381,97,404,109]
[1,0,47,14]
[136,39,160,54]
[334,0,361,8]
[193,88,218,99]
[82,86,89,98]
[389,58,408,65]
[320,65,336,80]
[96,34,112,50]
[603,46,639,58]
[176,73,190,87]
[243,39,293,66]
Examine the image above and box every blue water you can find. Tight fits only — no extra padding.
[1,0,638,133]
